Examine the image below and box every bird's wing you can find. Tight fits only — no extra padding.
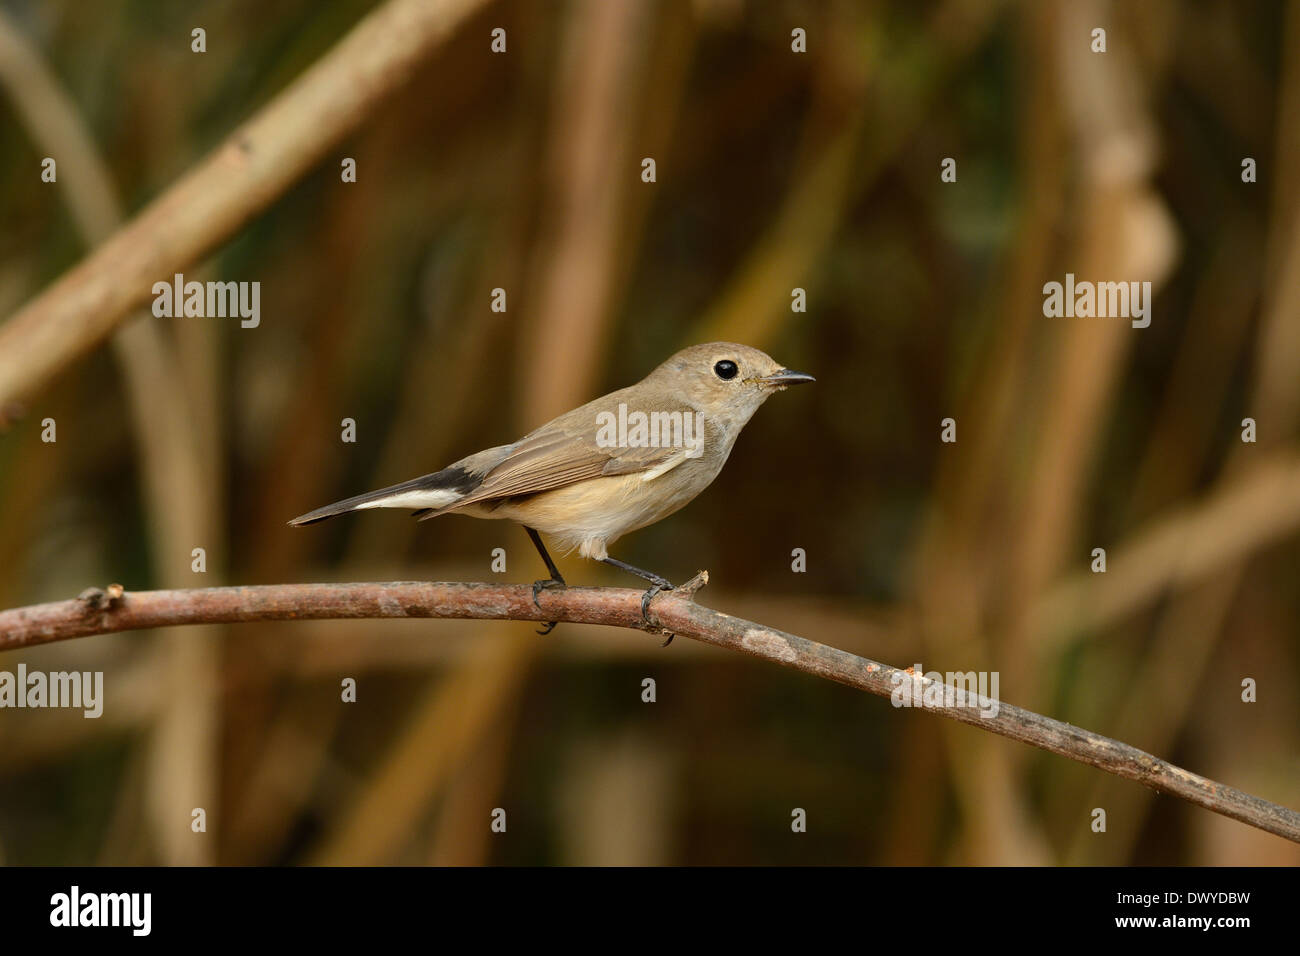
[439,391,694,510]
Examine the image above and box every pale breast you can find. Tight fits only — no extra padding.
[483,452,721,556]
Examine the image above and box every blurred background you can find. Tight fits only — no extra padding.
[1,0,1298,865]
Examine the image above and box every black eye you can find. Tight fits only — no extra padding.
[714,360,738,380]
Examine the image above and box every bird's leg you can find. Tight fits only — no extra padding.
[600,556,676,646]
[525,527,565,635]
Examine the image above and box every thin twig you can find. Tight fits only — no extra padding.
[2,579,1298,845]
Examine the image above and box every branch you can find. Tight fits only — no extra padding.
[0,0,488,414]
[3,579,1298,845]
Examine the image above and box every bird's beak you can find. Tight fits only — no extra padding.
[752,368,816,389]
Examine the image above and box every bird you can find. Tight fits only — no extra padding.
[289,342,814,635]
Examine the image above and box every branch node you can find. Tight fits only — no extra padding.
[78,583,125,611]
[677,569,709,600]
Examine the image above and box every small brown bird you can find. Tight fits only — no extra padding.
[289,342,813,632]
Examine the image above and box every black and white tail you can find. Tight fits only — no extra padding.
[287,465,481,526]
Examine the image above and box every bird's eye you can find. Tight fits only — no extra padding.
[714,360,738,380]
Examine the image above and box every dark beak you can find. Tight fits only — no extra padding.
[753,368,816,388]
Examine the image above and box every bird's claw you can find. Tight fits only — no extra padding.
[532,576,565,635]
[639,581,675,646]
[639,581,672,619]
[532,576,565,608]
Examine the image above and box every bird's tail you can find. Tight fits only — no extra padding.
[287,464,481,526]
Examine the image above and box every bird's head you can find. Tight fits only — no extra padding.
[646,342,814,430]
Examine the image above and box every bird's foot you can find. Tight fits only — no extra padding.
[532,576,566,635]
[645,571,709,647]
[532,576,566,607]
[639,579,675,645]
[639,580,673,619]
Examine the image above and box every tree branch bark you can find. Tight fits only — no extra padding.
[3,579,1297,846]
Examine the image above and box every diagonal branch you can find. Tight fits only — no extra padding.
[0,0,489,414]
[2,579,1298,846]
